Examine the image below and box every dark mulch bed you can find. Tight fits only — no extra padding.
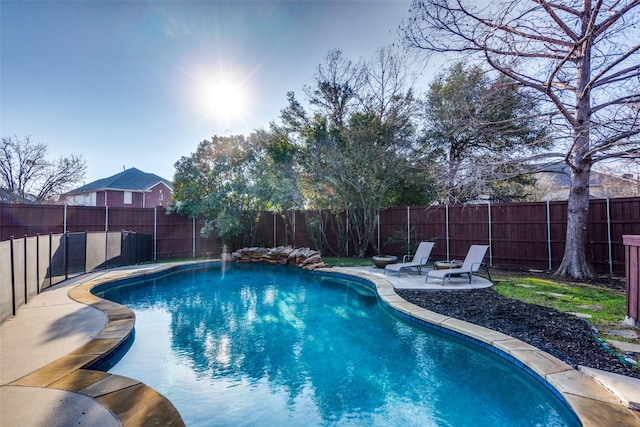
[396,287,640,379]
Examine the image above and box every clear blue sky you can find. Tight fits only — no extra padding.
[1,1,430,184]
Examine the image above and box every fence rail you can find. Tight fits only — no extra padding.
[0,230,151,324]
[0,204,218,260]
[2,197,639,287]
[252,198,640,275]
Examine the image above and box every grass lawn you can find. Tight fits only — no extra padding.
[323,257,373,267]
[490,274,627,334]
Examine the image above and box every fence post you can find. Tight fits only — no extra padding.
[445,205,450,261]
[48,233,52,288]
[192,217,196,258]
[546,201,552,271]
[23,234,28,306]
[406,206,410,257]
[105,206,109,270]
[377,212,380,254]
[487,202,493,266]
[83,231,88,274]
[10,236,16,316]
[273,212,277,247]
[154,207,157,261]
[607,198,613,274]
[63,204,67,234]
[64,232,69,280]
[36,234,40,295]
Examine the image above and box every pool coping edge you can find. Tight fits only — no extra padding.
[326,267,640,427]
[8,262,196,427]
[8,260,638,427]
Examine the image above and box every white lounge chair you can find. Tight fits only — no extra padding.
[425,245,490,285]
[384,241,435,276]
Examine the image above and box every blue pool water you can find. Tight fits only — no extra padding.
[97,264,579,426]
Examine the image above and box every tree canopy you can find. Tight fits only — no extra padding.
[171,133,277,248]
[280,48,432,256]
[404,0,640,279]
[422,62,550,203]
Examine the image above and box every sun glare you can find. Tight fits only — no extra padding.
[203,80,247,119]
[189,65,254,132]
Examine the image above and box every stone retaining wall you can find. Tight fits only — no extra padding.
[230,246,326,270]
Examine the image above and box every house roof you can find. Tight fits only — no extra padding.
[533,162,622,187]
[66,167,173,195]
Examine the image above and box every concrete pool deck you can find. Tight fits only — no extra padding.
[1,261,639,426]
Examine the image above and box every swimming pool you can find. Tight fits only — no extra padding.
[95,263,579,426]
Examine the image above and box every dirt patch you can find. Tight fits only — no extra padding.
[396,286,640,379]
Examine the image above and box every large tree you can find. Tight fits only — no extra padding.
[404,0,640,279]
[171,133,274,249]
[262,125,304,246]
[423,62,549,203]
[0,135,86,204]
[282,48,430,257]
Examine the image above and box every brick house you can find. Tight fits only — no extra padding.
[532,163,639,201]
[64,167,173,208]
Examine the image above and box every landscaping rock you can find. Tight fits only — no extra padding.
[231,246,325,270]
[397,287,640,379]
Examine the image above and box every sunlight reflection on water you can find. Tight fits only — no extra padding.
[100,264,579,427]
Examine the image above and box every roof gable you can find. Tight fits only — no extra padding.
[67,167,173,195]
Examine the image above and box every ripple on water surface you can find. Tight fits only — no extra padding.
[98,264,579,427]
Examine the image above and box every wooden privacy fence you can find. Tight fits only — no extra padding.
[2,197,640,278]
[254,198,640,275]
[0,230,151,324]
[0,204,218,260]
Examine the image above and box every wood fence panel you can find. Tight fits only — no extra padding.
[408,206,447,259]
[156,211,195,259]
[254,211,328,252]
[0,204,65,240]
[2,198,640,274]
[378,207,409,256]
[108,207,155,235]
[300,211,340,255]
[323,211,345,256]
[254,211,298,249]
[624,235,640,324]
[610,199,640,273]
[272,213,290,247]
[255,212,276,248]
[589,200,613,273]
[66,205,106,232]
[290,211,314,249]
[446,205,490,260]
[548,201,568,271]
[491,202,549,270]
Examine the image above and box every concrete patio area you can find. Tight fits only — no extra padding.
[0,265,186,427]
[342,264,494,290]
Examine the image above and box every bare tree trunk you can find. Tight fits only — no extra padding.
[555,162,597,279]
[555,28,597,280]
